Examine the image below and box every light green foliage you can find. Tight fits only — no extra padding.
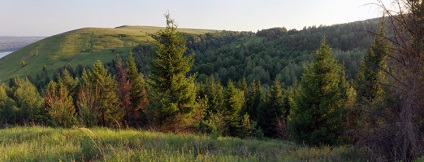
[288,38,348,146]
[239,113,256,138]
[11,78,44,123]
[58,69,76,94]
[0,84,16,125]
[148,14,197,131]
[0,126,361,161]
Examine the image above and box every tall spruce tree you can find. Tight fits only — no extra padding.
[288,38,347,146]
[257,79,285,137]
[224,80,245,136]
[126,52,148,126]
[90,60,123,127]
[76,69,100,127]
[243,80,262,121]
[355,24,390,104]
[116,56,132,125]
[44,80,77,128]
[149,14,197,131]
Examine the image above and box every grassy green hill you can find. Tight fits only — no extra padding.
[0,26,217,82]
[0,126,360,161]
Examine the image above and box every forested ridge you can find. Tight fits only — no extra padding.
[133,18,379,87]
[1,0,424,160]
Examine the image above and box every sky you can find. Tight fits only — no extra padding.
[0,0,393,36]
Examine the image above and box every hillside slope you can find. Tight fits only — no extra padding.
[0,26,217,82]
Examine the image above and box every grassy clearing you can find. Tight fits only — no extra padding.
[0,126,361,161]
[0,26,218,82]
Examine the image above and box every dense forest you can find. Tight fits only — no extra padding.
[0,0,423,161]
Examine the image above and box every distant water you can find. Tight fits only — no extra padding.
[0,51,12,59]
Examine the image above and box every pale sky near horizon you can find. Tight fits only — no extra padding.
[0,0,393,36]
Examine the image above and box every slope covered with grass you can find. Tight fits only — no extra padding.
[0,26,217,82]
[0,126,360,161]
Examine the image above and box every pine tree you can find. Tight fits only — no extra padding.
[44,80,77,128]
[90,60,123,127]
[126,52,148,126]
[224,80,244,136]
[355,24,389,104]
[242,80,262,121]
[116,56,132,125]
[288,38,347,146]
[76,69,100,127]
[148,14,197,131]
[257,79,285,137]
[59,69,76,92]
[204,75,225,114]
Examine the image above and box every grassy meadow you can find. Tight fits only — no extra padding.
[0,126,361,161]
[0,26,217,82]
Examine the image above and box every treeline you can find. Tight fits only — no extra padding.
[130,18,379,87]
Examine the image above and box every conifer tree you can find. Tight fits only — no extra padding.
[148,14,197,131]
[242,80,262,121]
[44,80,77,128]
[116,56,132,125]
[90,60,123,127]
[59,69,76,93]
[76,69,100,127]
[126,52,148,126]
[224,80,245,136]
[288,38,347,146]
[257,79,285,137]
[203,75,225,114]
[355,24,390,104]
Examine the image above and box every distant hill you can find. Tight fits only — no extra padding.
[0,26,218,82]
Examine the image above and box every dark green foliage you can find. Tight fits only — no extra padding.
[90,60,123,127]
[257,79,285,137]
[288,38,348,146]
[355,25,390,104]
[243,80,262,121]
[223,80,244,136]
[202,76,225,114]
[126,52,148,126]
[148,14,197,131]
